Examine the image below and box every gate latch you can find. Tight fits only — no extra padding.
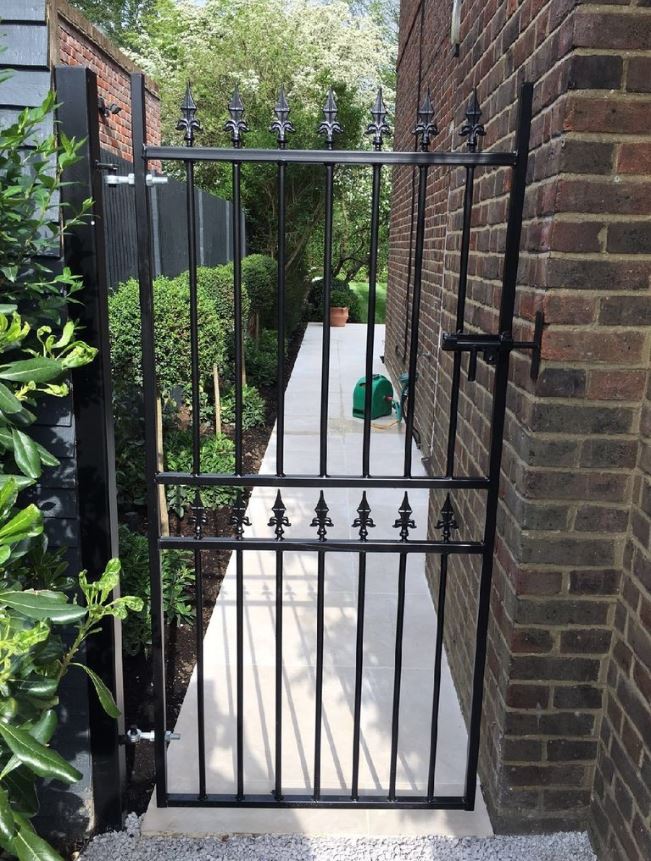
[122,726,180,745]
[440,311,543,382]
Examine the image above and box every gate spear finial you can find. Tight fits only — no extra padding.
[352,491,376,541]
[225,87,248,148]
[460,88,486,152]
[393,492,416,541]
[365,88,391,151]
[413,88,438,152]
[435,493,459,543]
[176,82,201,147]
[270,86,295,149]
[311,491,334,541]
[230,490,251,538]
[268,490,291,540]
[318,87,342,150]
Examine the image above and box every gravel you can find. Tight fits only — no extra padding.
[78,814,597,860]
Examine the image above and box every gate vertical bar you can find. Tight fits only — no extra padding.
[319,163,335,476]
[362,163,382,477]
[429,163,476,795]
[404,165,428,476]
[464,82,532,808]
[184,156,207,798]
[232,160,245,799]
[388,553,407,800]
[131,72,167,805]
[313,549,325,799]
[351,552,366,799]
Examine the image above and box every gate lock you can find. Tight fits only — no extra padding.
[122,726,180,745]
[440,311,543,382]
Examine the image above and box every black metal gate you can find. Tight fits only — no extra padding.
[129,73,536,811]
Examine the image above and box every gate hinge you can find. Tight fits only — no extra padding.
[122,726,180,745]
[440,311,543,382]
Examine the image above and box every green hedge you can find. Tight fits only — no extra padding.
[242,254,276,327]
[108,272,234,398]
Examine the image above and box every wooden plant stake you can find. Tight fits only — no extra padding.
[156,397,170,536]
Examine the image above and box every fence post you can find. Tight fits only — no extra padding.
[54,64,125,832]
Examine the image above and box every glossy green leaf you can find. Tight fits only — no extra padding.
[0,591,85,624]
[0,787,15,841]
[0,722,82,784]
[72,663,120,718]
[0,382,21,415]
[0,358,63,384]
[3,768,38,817]
[13,813,64,861]
[0,505,42,545]
[11,430,41,480]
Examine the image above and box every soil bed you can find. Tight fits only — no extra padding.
[122,323,306,814]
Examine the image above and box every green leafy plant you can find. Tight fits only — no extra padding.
[307,279,363,323]
[117,526,194,656]
[241,254,276,328]
[0,88,141,860]
[221,384,267,430]
[164,431,237,517]
[245,330,287,389]
[108,274,228,397]
[0,92,91,327]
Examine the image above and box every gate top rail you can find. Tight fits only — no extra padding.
[143,146,517,167]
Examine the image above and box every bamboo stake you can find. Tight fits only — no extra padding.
[156,397,170,537]
[213,363,222,436]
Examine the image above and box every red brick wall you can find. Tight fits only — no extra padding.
[51,0,160,160]
[388,0,651,849]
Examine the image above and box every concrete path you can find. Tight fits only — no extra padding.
[144,323,492,837]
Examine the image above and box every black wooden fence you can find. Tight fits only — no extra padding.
[101,152,244,289]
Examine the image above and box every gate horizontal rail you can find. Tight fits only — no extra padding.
[130,72,533,814]
[159,537,485,554]
[156,472,491,490]
[144,145,517,167]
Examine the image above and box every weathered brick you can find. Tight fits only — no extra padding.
[511,656,600,683]
[505,764,585,787]
[569,54,623,90]
[536,367,586,397]
[587,369,647,402]
[506,683,550,710]
[573,9,651,50]
[561,628,612,654]
[627,57,651,94]
[554,684,603,710]
[574,504,629,532]
[599,296,651,327]
[569,569,620,595]
[607,222,651,255]
[542,329,645,365]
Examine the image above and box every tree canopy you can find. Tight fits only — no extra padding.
[74,0,398,287]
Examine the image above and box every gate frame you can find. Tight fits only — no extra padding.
[130,72,533,812]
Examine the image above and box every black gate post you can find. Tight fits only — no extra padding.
[54,65,125,831]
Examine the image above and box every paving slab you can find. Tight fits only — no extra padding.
[143,323,492,837]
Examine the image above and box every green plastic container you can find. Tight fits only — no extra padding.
[352,374,393,419]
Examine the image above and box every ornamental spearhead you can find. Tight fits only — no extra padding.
[435,493,459,543]
[224,87,248,148]
[460,89,486,152]
[393,492,416,541]
[365,88,391,151]
[268,490,291,540]
[176,82,201,147]
[413,89,438,151]
[352,491,375,541]
[311,491,334,541]
[189,492,207,540]
[270,85,295,149]
[230,490,251,538]
[318,87,342,150]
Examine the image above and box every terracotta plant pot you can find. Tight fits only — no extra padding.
[330,306,349,327]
